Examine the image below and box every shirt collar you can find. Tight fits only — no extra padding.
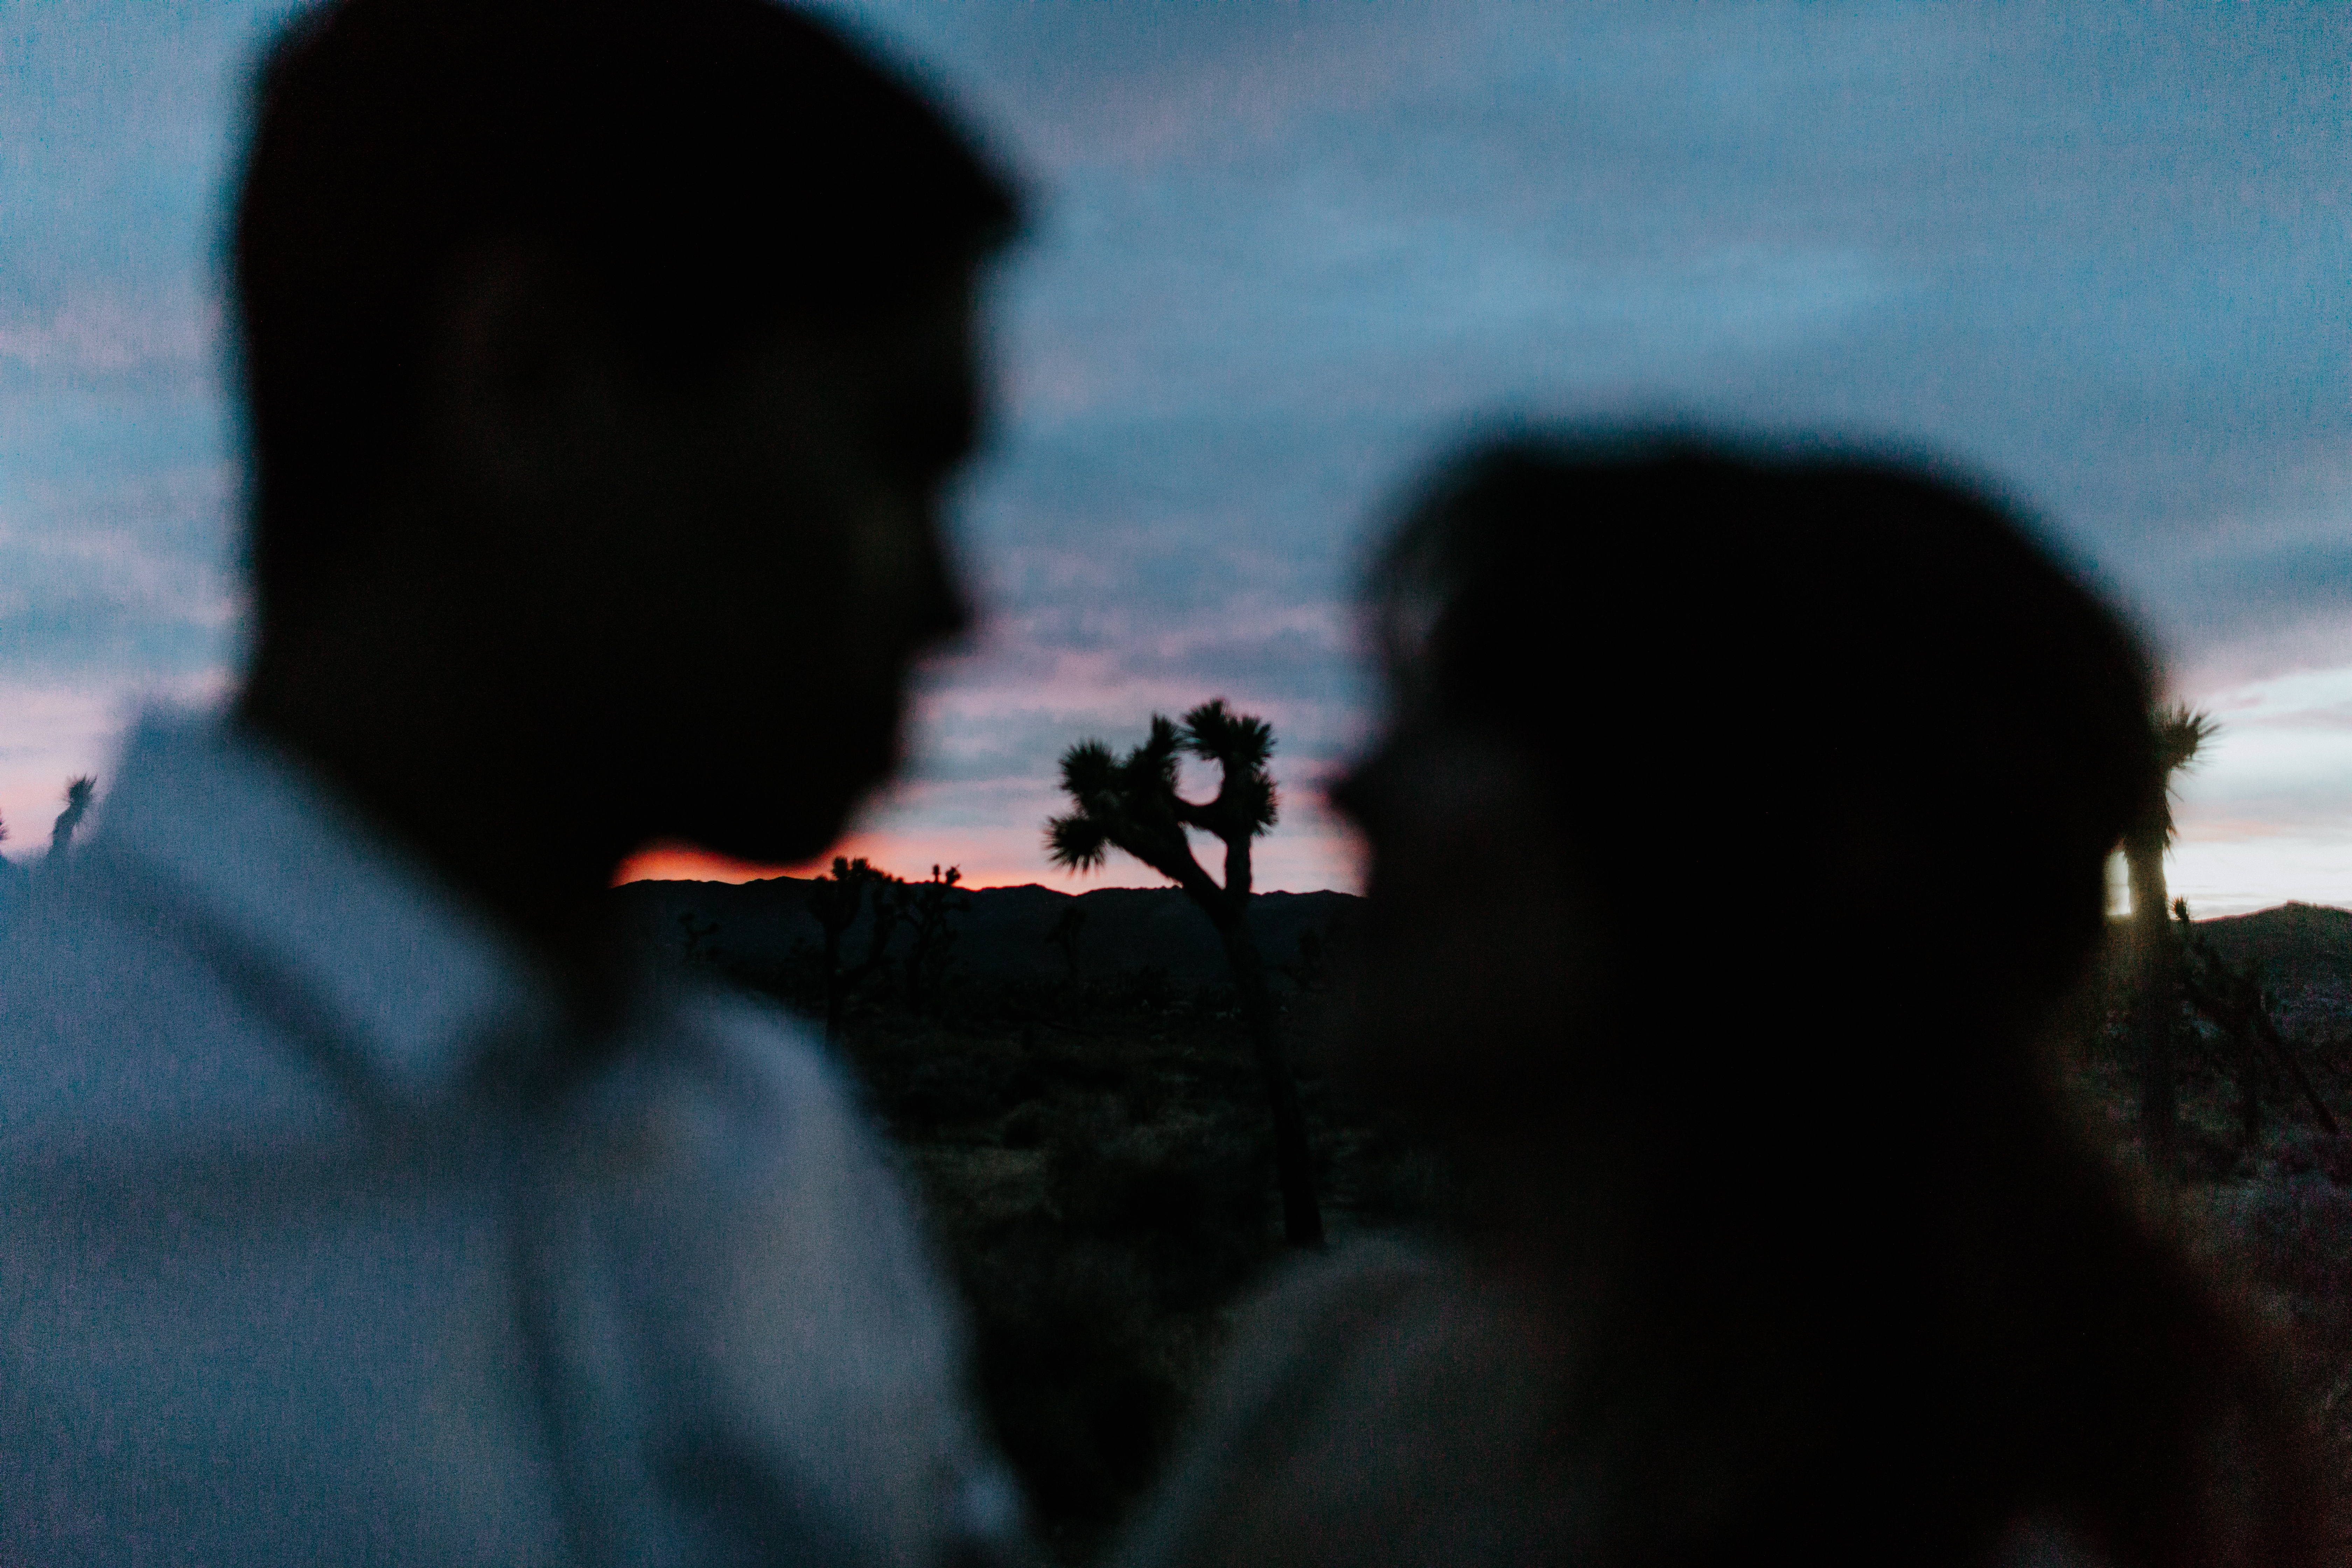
[93,708,560,1104]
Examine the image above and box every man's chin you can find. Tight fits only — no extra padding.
[678,776,879,870]
[644,706,900,866]
[695,815,849,871]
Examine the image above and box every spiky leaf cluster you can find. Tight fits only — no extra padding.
[806,854,876,941]
[2150,704,2218,843]
[48,776,94,858]
[1044,699,1279,917]
[1182,699,1279,839]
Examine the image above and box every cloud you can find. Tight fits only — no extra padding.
[2168,833,2352,920]
[832,0,1462,176]
[0,462,243,677]
[898,618,1372,789]
[2153,662,2352,913]
[5,0,2348,905]
[0,291,218,373]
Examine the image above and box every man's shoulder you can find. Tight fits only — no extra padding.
[618,978,920,1259]
[0,854,344,1155]
[607,980,993,1559]
[646,980,870,1146]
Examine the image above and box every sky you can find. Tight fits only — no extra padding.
[1,1,2346,913]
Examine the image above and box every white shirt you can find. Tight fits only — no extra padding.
[0,713,1019,1567]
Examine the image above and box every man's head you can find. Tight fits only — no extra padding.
[234,0,1017,866]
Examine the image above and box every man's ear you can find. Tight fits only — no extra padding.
[414,239,623,502]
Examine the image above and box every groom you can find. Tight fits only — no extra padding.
[0,2,1026,1563]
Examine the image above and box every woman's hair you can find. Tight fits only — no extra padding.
[1376,433,2155,1029]
[1367,432,2332,1566]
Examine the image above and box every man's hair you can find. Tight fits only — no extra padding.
[233,0,1018,610]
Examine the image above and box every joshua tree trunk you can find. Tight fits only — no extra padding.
[1046,700,1323,1247]
[2129,704,2218,1178]
[1217,919,1324,1248]
[806,859,870,1049]
[2124,830,2177,1175]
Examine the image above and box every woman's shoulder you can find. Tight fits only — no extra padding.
[1111,1235,1584,1568]
[1986,1517,2115,1568]
[1199,1234,1453,1404]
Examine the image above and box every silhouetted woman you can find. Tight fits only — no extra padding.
[1112,436,2335,1568]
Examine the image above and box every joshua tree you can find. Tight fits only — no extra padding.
[1043,902,1087,983]
[903,865,967,1008]
[1046,699,1323,1247]
[806,855,875,1044]
[48,776,94,861]
[1281,925,1328,992]
[849,869,912,995]
[2128,704,2216,1174]
[677,911,722,963]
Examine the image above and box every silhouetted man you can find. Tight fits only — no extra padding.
[0,2,1023,1562]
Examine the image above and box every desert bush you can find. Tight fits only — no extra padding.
[2195,1130,2352,1499]
[956,1232,1183,1550]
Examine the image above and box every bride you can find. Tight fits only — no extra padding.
[1114,433,2333,1568]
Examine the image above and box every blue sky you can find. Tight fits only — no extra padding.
[2,1,2347,911]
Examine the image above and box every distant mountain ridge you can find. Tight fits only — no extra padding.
[2192,902,2352,992]
[613,877,1361,988]
[616,879,2351,999]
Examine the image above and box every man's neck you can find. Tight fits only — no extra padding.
[238,631,638,1015]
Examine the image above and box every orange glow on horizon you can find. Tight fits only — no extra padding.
[612,834,1161,891]
[615,826,1364,894]
[612,843,803,887]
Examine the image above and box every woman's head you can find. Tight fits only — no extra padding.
[1336,433,2159,1138]
[1334,432,2333,1568]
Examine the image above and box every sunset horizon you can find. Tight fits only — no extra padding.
[4,3,2345,921]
